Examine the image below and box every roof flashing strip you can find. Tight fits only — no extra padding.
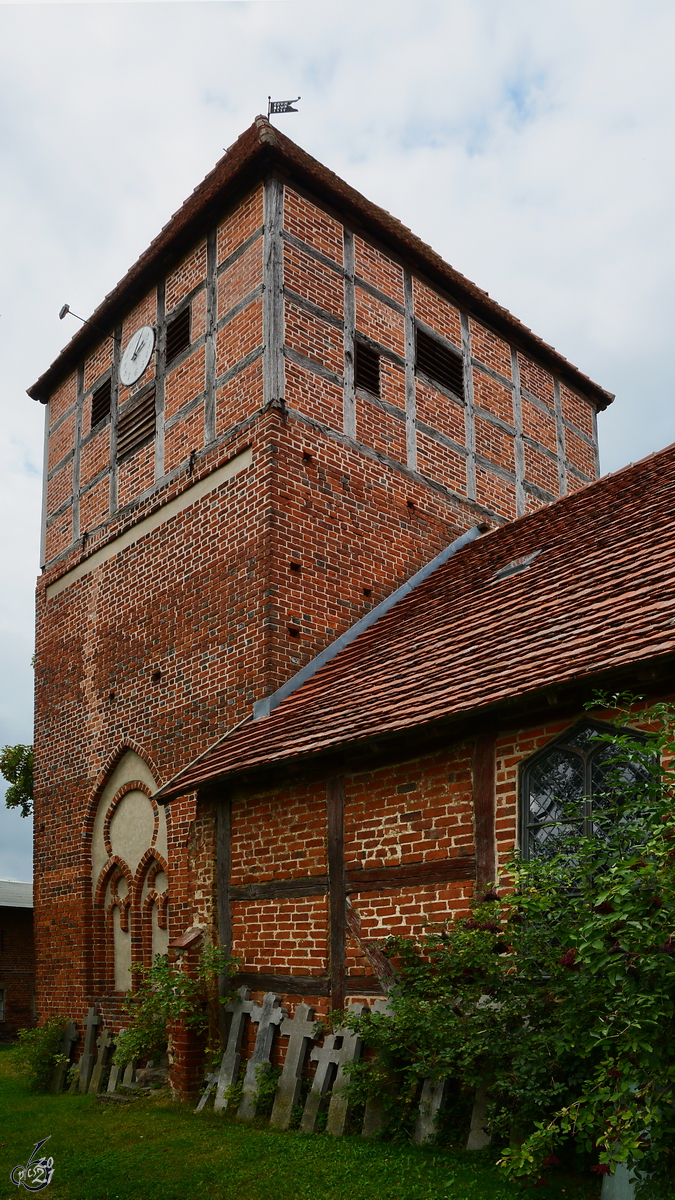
[253,524,486,721]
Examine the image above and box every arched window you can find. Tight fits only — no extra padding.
[520,721,650,860]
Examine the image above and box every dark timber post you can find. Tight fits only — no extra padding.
[327,777,346,1012]
[216,794,233,1034]
[473,732,497,890]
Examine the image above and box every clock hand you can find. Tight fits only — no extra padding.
[131,333,146,360]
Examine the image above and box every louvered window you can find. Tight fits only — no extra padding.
[117,388,156,460]
[166,306,191,365]
[354,340,380,396]
[416,327,464,400]
[91,378,111,428]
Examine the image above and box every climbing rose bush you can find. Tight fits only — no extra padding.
[344,696,675,1195]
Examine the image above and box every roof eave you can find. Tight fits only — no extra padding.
[155,646,675,805]
[28,117,613,409]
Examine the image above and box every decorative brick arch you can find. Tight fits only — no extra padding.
[93,856,135,994]
[84,739,164,846]
[88,744,169,993]
[137,852,170,964]
[102,781,159,862]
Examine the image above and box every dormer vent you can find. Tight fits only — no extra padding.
[492,550,542,581]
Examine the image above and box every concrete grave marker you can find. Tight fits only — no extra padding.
[88,1028,114,1094]
[269,1003,319,1130]
[238,992,286,1120]
[301,1003,367,1135]
[413,1076,447,1145]
[51,1020,78,1093]
[601,1164,636,1200]
[466,1079,492,1149]
[106,1029,126,1093]
[211,987,258,1114]
[361,999,393,1138]
[77,1006,101,1094]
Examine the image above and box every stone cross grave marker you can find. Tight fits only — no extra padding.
[300,1003,367,1135]
[195,1067,220,1112]
[51,1020,78,1093]
[122,1060,137,1086]
[269,1003,319,1130]
[76,1006,101,1094]
[238,992,286,1120]
[107,1029,127,1093]
[413,1076,447,1145]
[206,987,257,1114]
[466,1079,492,1150]
[361,999,393,1138]
[88,1028,114,1094]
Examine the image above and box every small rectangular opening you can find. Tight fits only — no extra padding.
[355,340,380,397]
[166,306,191,365]
[117,388,156,460]
[91,378,112,428]
[416,327,464,400]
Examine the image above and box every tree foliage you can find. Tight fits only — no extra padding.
[343,696,675,1195]
[0,743,34,817]
[114,945,234,1067]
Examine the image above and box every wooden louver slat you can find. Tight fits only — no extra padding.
[166,306,191,364]
[415,327,464,400]
[117,388,156,460]
[91,378,111,428]
[354,340,380,397]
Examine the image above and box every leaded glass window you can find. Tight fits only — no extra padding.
[520,721,649,860]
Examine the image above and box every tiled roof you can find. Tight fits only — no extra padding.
[0,880,33,908]
[28,117,613,409]
[156,442,675,803]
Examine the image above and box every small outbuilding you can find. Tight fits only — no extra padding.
[0,880,35,1039]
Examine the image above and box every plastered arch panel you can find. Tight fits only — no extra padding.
[91,750,163,898]
[109,791,155,875]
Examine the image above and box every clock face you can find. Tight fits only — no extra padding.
[120,325,155,387]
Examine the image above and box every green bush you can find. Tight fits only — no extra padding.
[114,944,234,1067]
[14,1018,66,1090]
[343,696,675,1195]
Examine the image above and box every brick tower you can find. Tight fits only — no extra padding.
[28,119,611,1055]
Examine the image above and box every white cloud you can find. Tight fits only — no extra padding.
[1,0,674,876]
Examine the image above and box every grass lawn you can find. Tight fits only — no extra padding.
[0,1048,600,1200]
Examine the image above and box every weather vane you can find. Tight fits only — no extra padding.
[268,96,301,118]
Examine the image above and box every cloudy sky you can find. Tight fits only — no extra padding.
[1,0,674,879]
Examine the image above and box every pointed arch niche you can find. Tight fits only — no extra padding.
[91,749,169,993]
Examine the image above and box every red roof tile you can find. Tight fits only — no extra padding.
[28,117,613,409]
[156,442,675,802]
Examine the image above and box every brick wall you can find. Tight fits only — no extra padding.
[0,907,34,1039]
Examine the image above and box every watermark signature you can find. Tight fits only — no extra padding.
[10,1138,55,1192]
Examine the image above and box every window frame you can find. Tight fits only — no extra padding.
[519,719,648,860]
